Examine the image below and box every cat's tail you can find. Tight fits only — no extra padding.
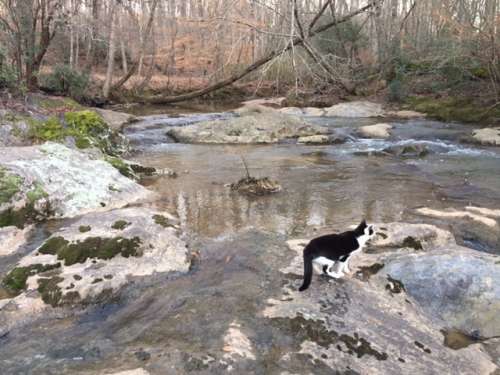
[299,249,313,292]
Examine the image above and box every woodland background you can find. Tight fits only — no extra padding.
[0,0,498,117]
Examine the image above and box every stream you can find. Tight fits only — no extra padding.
[1,106,499,374]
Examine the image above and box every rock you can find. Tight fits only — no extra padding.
[358,123,393,138]
[416,206,500,251]
[386,110,426,119]
[384,244,500,338]
[382,143,430,157]
[302,107,326,116]
[0,143,153,221]
[94,108,138,132]
[0,226,33,256]
[324,101,385,117]
[263,233,496,375]
[230,177,282,195]
[0,207,189,309]
[278,107,305,116]
[104,369,150,375]
[470,127,500,146]
[297,135,331,144]
[0,122,31,147]
[167,105,329,144]
[371,222,455,251]
[242,97,285,108]
[222,321,256,361]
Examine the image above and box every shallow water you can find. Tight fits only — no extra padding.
[2,110,500,374]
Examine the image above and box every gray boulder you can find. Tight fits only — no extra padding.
[470,127,500,146]
[357,123,393,138]
[94,108,138,132]
[263,231,496,375]
[384,245,500,338]
[167,105,329,144]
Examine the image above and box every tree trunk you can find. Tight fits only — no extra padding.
[103,3,117,98]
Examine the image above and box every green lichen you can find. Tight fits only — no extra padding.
[0,167,23,204]
[2,263,61,296]
[153,214,174,228]
[38,235,142,266]
[79,225,91,233]
[111,220,130,230]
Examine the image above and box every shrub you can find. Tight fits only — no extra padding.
[0,46,17,89]
[41,65,89,100]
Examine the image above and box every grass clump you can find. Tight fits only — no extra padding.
[105,156,136,178]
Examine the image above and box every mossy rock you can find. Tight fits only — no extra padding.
[153,214,175,228]
[406,96,500,123]
[37,96,83,112]
[0,203,42,229]
[79,225,91,233]
[38,235,142,266]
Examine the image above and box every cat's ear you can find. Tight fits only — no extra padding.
[360,219,366,227]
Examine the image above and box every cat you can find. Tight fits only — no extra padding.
[299,220,375,291]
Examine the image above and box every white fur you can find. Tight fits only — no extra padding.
[340,225,375,275]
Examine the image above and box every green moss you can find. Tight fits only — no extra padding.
[79,225,91,233]
[130,164,156,176]
[26,182,48,204]
[406,96,500,123]
[0,167,23,204]
[0,203,41,229]
[401,236,423,250]
[153,214,174,228]
[38,236,70,255]
[2,263,61,296]
[64,110,109,150]
[105,156,136,178]
[37,276,64,306]
[28,117,65,142]
[111,220,130,230]
[37,235,142,266]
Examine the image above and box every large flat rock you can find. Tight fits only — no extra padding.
[167,105,329,144]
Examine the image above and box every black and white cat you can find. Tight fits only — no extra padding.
[299,220,375,291]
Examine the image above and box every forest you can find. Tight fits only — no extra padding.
[0,0,499,121]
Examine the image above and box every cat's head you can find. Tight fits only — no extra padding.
[356,220,376,239]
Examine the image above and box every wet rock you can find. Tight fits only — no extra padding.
[470,127,500,146]
[385,244,500,338]
[94,108,138,132]
[230,177,282,196]
[105,369,150,375]
[0,143,153,220]
[167,105,329,144]
[302,107,326,116]
[0,207,188,305]
[324,101,385,117]
[263,236,496,375]
[382,143,430,157]
[416,206,500,251]
[297,132,352,145]
[0,226,33,256]
[357,123,393,139]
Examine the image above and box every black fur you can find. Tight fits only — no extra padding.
[299,220,369,291]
